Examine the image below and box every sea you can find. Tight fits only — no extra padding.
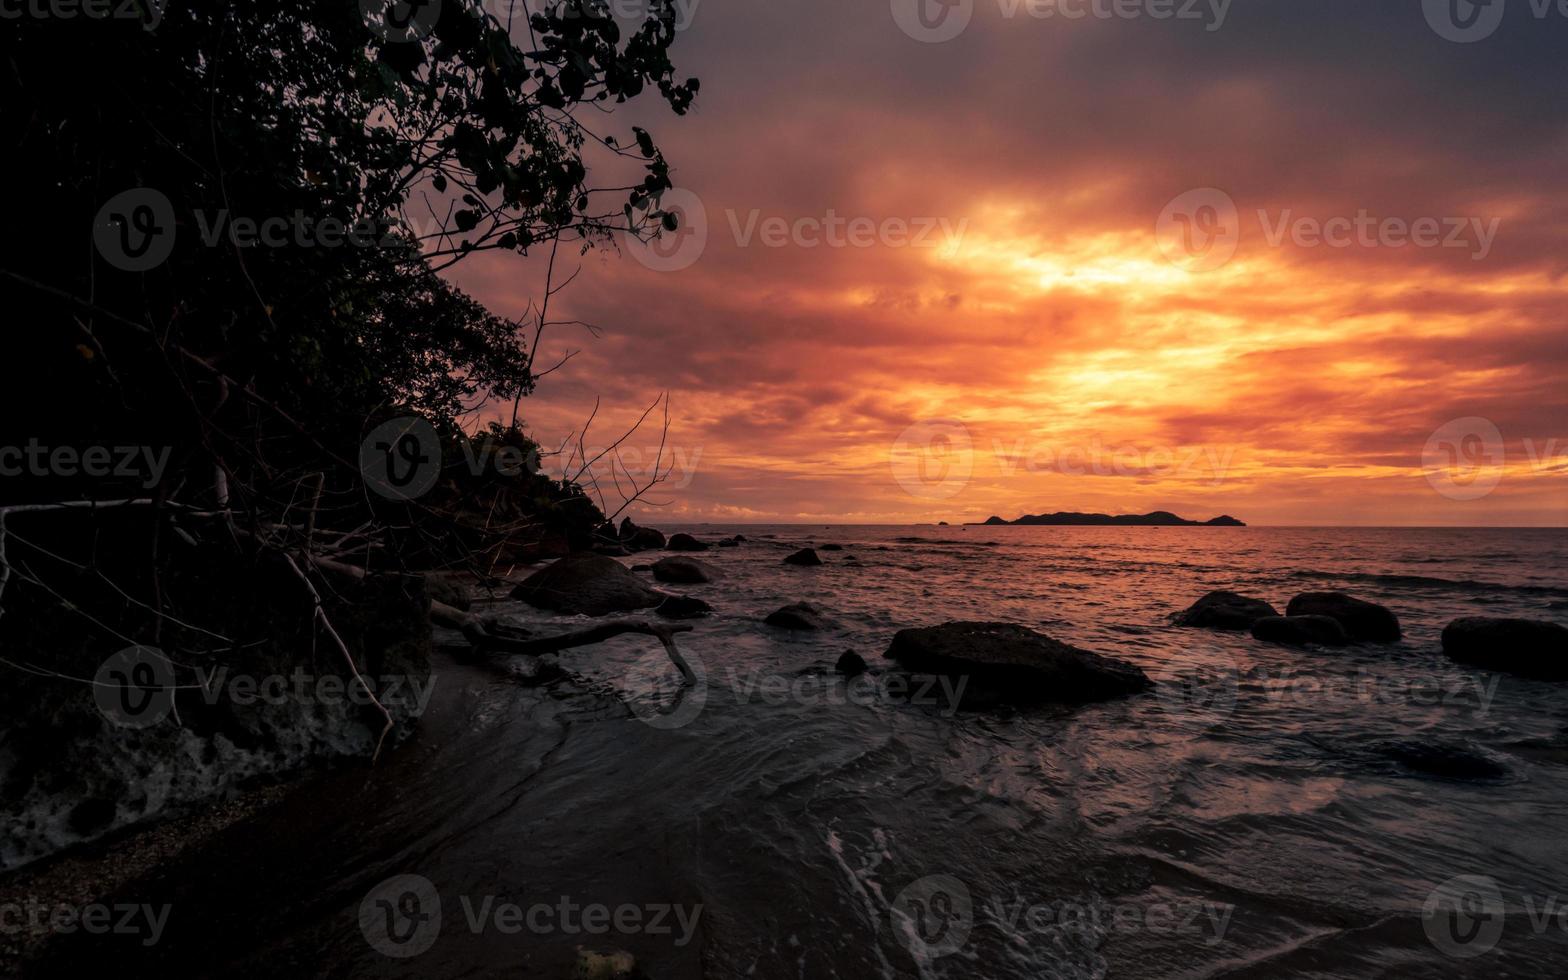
[30,525,1568,978]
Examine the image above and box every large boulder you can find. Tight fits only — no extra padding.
[1441,617,1568,680]
[666,533,710,552]
[508,553,662,616]
[884,621,1151,704]
[1173,591,1279,631]
[655,595,713,620]
[783,548,823,567]
[765,602,824,630]
[836,650,868,677]
[1286,592,1401,642]
[618,517,666,552]
[651,556,717,584]
[1251,614,1349,648]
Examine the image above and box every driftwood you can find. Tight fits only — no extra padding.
[311,556,696,684]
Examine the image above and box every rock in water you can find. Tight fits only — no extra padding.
[1251,614,1350,647]
[1441,617,1568,680]
[1379,739,1510,781]
[884,621,1151,703]
[819,543,843,551]
[571,947,639,980]
[651,556,718,584]
[766,602,824,630]
[784,547,823,566]
[509,553,662,616]
[618,517,666,552]
[1286,592,1401,642]
[1173,591,1280,631]
[666,532,710,552]
[836,650,868,676]
[656,595,714,619]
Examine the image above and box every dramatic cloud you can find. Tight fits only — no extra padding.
[448,0,1568,525]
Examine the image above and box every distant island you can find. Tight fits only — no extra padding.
[969,511,1245,527]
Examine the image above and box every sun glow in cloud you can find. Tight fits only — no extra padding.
[448,1,1568,526]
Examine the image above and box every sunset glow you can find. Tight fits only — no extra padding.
[451,3,1566,526]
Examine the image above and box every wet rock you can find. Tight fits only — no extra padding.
[819,543,843,551]
[1286,592,1401,642]
[1251,614,1349,647]
[630,564,653,572]
[652,556,717,584]
[836,650,868,676]
[732,534,747,542]
[716,536,740,547]
[1380,739,1510,781]
[1441,617,1568,680]
[655,595,713,619]
[618,517,666,552]
[783,547,823,567]
[571,947,640,980]
[765,602,824,630]
[666,532,710,552]
[509,553,662,616]
[1173,591,1280,631]
[422,573,472,611]
[884,621,1152,703]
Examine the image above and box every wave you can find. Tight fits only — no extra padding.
[1289,569,1568,598]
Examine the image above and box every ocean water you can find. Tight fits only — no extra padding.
[33,526,1568,978]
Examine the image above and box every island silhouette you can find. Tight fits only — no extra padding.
[969,511,1245,526]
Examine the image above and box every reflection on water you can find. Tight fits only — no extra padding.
[33,526,1568,977]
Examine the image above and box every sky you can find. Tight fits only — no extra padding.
[449,0,1568,526]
